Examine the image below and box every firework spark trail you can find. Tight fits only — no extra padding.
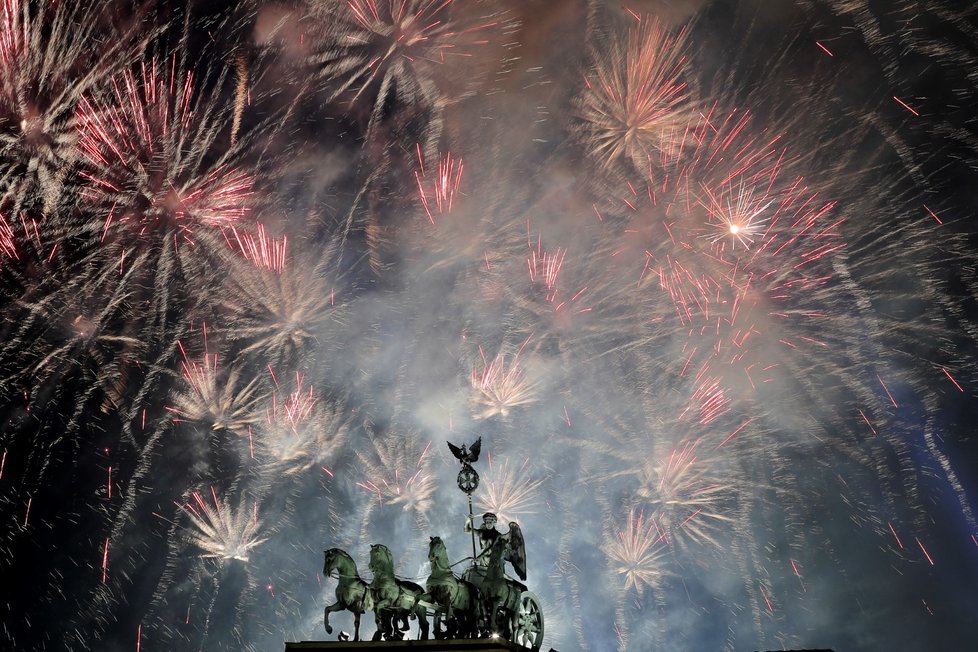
[231,52,248,146]
[527,232,567,304]
[267,370,318,434]
[229,222,288,271]
[414,147,464,224]
[1,208,17,258]
[683,368,731,424]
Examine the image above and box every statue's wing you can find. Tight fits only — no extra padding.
[507,522,527,581]
[468,436,482,463]
[447,440,464,461]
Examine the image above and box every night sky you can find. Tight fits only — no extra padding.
[2,1,977,650]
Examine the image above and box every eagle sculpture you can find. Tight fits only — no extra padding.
[447,437,482,465]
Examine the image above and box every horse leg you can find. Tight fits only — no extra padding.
[489,598,502,636]
[436,608,448,639]
[372,610,384,641]
[353,612,361,642]
[473,590,483,638]
[445,603,456,639]
[381,609,397,641]
[503,588,517,638]
[430,610,440,638]
[381,608,394,641]
[416,604,429,640]
[497,592,514,639]
[464,590,477,639]
[323,601,343,635]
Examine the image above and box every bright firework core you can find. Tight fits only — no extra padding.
[1,2,977,652]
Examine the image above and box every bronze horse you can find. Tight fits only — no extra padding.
[322,548,374,641]
[425,536,480,639]
[368,543,429,640]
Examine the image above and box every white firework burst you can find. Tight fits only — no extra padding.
[179,489,266,562]
[258,372,348,475]
[221,240,344,367]
[604,508,669,594]
[356,428,435,516]
[469,346,541,419]
[168,348,265,436]
[576,15,694,175]
[476,456,545,524]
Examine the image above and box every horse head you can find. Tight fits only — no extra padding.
[323,547,354,578]
[368,543,393,576]
[428,536,448,568]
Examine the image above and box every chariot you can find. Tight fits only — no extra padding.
[460,560,545,650]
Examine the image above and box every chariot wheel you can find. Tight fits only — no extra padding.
[509,591,544,650]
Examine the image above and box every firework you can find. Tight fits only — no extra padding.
[698,178,774,249]
[0,241,140,409]
[596,107,846,421]
[0,207,53,267]
[220,239,344,367]
[468,342,541,420]
[355,428,435,518]
[4,2,978,651]
[167,343,265,437]
[603,508,669,594]
[576,15,694,175]
[74,55,255,283]
[632,440,733,552]
[257,371,347,475]
[520,230,593,321]
[305,0,508,137]
[475,455,545,524]
[0,208,15,258]
[0,0,148,213]
[230,222,288,272]
[527,241,566,304]
[414,148,464,224]
[179,488,266,562]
